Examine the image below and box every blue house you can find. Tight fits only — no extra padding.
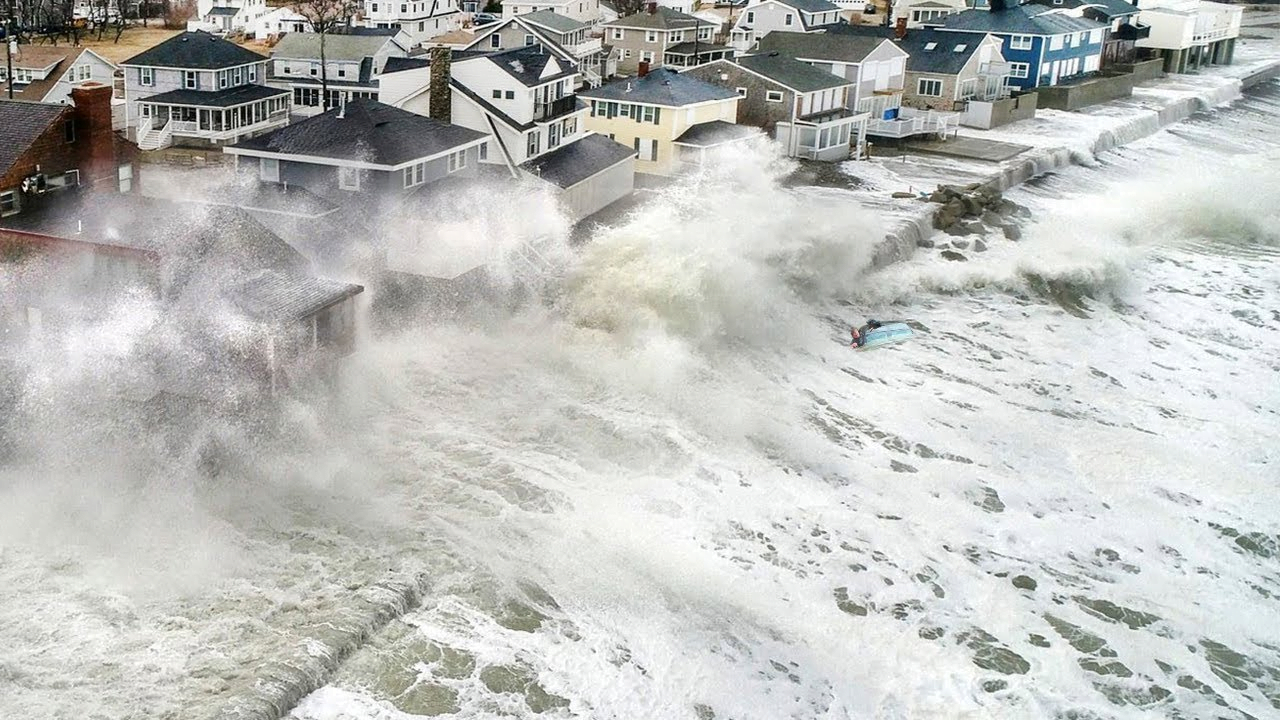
[931,1,1109,90]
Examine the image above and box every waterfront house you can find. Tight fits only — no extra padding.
[579,67,758,176]
[268,32,411,115]
[1,85,139,219]
[501,0,602,26]
[1132,0,1240,73]
[728,0,846,53]
[0,46,118,109]
[602,6,725,76]
[121,31,291,150]
[253,7,314,38]
[223,99,488,202]
[683,54,868,160]
[898,28,1009,109]
[1024,0,1149,67]
[893,0,966,29]
[360,0,464,44]
[933,2,1109,90]
[463,10,616,87]
[192,0,269,35]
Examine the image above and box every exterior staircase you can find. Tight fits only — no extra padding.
[136,117,175,151]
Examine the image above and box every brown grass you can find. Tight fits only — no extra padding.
[49,26,266,65]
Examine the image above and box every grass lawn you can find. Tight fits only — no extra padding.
[34,25,267,65]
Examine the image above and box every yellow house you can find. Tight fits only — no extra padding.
[578,67,759,176]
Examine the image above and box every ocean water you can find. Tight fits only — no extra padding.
[1,86,1278,720]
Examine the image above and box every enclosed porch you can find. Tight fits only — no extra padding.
[136,86,291,150]
[776,110,869,162]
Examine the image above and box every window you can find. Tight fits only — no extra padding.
[0,191,17,216]
[784,13,792,26]
[219,70,229,89]
[64,119,76,143]
[924,42,937,51]
[117,164,132,193]
[1050,35,1063,50]
[284,65,292,75]
[641,50,654,63]
[260,157,279,182]
[371,2,377,10]
[765,90,784,103]
[746,11,754,23]
[490,34,501,48]
[339,166,360,190]
[54,169,79,188]
[338,68,346,78]
[527,131,540,156]
[959,78,977,99]
[505,90,515,99]
[1008,62,1030,78]
[140,67,154,86]
[447,149,467,172]
[525,34,535,46]
[612,28,623,40]
[623,49,632,59]
[184,70,197,89]
[402,162,425,187]
[646,30,657,42]
[493,89,502,99]
[401,3,406,10]
[1009,35,1033,51]
[953,44,967,53]
[310,64,318,76]
[916,78,942,97]
[249,65,257,82]
[479,141,488,161]
[1089,28,1102,44]
[641,104,659,123]
[633,137,656,161]
[562,116,576,136]
[548,122,561,147]
[736,87,747,97]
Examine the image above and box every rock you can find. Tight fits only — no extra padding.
[963,195,985,216]
[1012,575,1038,591]
[1001,224,1022,241]
[891,191,915,199]
[951,238,971,249]
[974,239,988,253]
[941,250,968,262]
[916,237,936,249]
[928,191,948,203]
[981,210,1004,226]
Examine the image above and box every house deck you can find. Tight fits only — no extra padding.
[904,135,1032,162]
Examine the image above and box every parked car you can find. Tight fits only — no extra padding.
[472,12,500,25]
[863,1,876,13]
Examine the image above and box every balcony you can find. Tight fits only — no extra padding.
[534,95,579,121]
[1192,26,1231,44]
[978,60,1012,76]
[866,107,959,138]
[566,37,603,57]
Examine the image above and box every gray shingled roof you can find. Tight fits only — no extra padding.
[521,133,635,188]
[898,29,991,75]
[775,0,841,14]
[939,6,1107,35]
[579,68,738,106]
[606,6,712,30]
[734,52,852,92]
[232,270,363,322]
[486,45,577,87]
[755,30,889,63]
[122,30,267,69]
[271,32,401,63]
[672,120,761,147]
[0,100,68,178]
[1028,0,1140,18]
[207,6,240,15]
[142,83,288,108]
[522,9,589,33]
[228,99,487,167]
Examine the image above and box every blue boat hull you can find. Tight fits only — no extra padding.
[855,322,914,351]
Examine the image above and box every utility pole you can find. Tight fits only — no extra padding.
[5,0,15,100]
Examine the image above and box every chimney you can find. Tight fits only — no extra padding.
[638,60,650,77]
[895,17,907,40]
[70,83,117,191]
[647,2,657,14]
[428,45,453,123]
[989,0,1007,11]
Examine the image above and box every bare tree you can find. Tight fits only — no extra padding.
[614,0,647,17]
[291,0,357,112]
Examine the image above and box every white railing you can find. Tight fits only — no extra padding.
[582,67,603,88]
[568,37,602,57]
[979,61,1012,76]
[137,117,175,150]
[1192,26,1230,44]
[866,109,959,138]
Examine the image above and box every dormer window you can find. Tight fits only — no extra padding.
[954,44,967,52]
[924,42,937,50]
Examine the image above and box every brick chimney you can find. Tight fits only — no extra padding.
[428,45,452,123]
[638,60,650,77]
[70,82,117,189]
[895,17,907,40]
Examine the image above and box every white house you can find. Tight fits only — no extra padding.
[0,46,117,105]
[729,0,845,53]
[1135,0,1241,72]
[893,0,966,28]
[501,0,603,26]
[192,0,268,34]
[464,9,616,87]
[268,32,411,115]
[361,0,464,45]
[254,7,314,38]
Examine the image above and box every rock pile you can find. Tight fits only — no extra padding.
[928,182,1006,232]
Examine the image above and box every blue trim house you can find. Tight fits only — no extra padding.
[931,1,1109,90]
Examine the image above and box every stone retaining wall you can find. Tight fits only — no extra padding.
[1035,72,1135,111]
[1113,58,1165,84]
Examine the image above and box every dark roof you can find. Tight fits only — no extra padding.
[0,47,94,101]
[341,26,405,36]
[485,45,577,88]
[1027,0,1140,18]
[774,0,841,14]
[665,42,732,56]
[939,6,1107,35]
[823,23,894,39]
[579,68,738,106]
[520,133,635,188]
[0,100,69,179]
[734,53,852,91]
[755,30,891,63]
[232,270,363,322]
[228,99,487,166]
[522,9,589,33]
[672,120,761,147]
[383,56,433,73]
[271,32,400,62]
[898,29,992,75]
[123,31,267,69]
[606,7,713,30]
[206,6,240,15]
[142,83,288,108]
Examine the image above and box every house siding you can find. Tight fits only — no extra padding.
[902,72,959,110]
[682,63,794,132]
[583,97,738,175]
[124,61,270,130]
[239,148,478,200]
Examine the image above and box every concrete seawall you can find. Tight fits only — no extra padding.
[874,58,1280,268]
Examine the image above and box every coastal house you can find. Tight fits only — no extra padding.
[463,10,616,87]
[267,32,411,115]
[192,0,269,34]
[501,0,602,26]
[1024,0,1149,67]
[728,0,846,53]
[379,48,637,220]
[579,67,758,176]
[895,27,1034,129]
[360,0,464,44]
[683,53,868,160]
[932,2,1109,90]
[893,0,966,29]
[755,31,957,139]
[1132,0,1241,73]
[0,46,118,108]
[602,6,726,76]
[1,85,139,219]
[121,31,291,150]
[253,7,314,38]
[222,99,488,202]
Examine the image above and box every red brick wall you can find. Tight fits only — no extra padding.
[0,106,78,194]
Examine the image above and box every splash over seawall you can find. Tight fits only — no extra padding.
[875,62,1278,267]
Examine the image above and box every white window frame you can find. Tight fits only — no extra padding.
[402,162,425,188]
[260,157,280,182]
[736,87,747,97]
[339,166,361,191]
[447,149,467,172]
[0,190,17,216]
[765,90,784,103]
[117,164,133,193]
[184,70,198,89]
[1009,35,1033,51]
[1050,35,1064,50]
[784,13,793,26]
[746,11,754,23]
[140,67,154,86]
[490,34,501,48]
[1008,61,1030,79]
[1089,28,1103,44]
[916,78,942,97]
[646,30,657,43]
[612,27,623,40]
